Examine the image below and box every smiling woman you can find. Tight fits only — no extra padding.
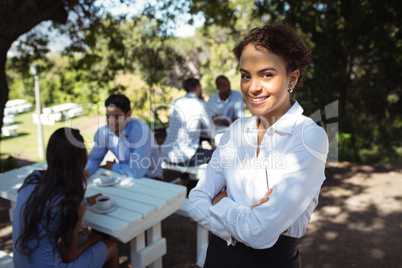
[188,24,328,268]
[234,24,311,129]
[238,46,296,127]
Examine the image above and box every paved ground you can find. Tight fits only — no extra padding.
[1,161,401,267]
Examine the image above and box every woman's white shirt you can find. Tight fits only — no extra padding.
[188,101,329,249]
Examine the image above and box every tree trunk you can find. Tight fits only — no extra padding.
[0,49,8,123]
[0,0,69,168]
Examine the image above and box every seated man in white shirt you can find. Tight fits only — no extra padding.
[84,94,163,179]
[207,75,245,126]
[161,78,215,188]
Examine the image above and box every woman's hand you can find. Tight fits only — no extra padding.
[212,191,228,206]
[250,189,290,234]
[105,161,115,170]
[87,231,103,242]
[251,188,273,209]
[86,193,102,204]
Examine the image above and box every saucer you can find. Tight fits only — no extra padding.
[93,177,118,187]
[87,202,117,214]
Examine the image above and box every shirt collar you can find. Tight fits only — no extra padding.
[218,97,230,104]
[272,100,303,134]
[245,100,303,135]
[218,92,231,103]
[185,92,198,98]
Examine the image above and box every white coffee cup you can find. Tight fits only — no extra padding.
[99,172,113,184]
[96,195,113,210]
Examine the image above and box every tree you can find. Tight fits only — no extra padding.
[265,0,402,162]
[3,0,401,164]
[0,0,115,152]
[0,0,64,144]
[190,0,402,163]
[0,0,187,146]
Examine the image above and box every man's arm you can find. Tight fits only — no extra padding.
[199,101,215,138]
[85,129,108,176]
[206,95,218,118]
[233,92,245,120]
[112,122,154,178]
[212,116,232,126]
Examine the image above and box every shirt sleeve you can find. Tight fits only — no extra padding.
[234,95,245,119]
[112,122,154,178]
[85,129,108,176]
[188,130,234,244]
[190,124,329,249]
[206,95,218,117]
[199,101,215,138]
[211,125,328,248]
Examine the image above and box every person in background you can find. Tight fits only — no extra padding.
[84,94,163,179]
[207,75,245,126]
[12,127,119,267]
[161,78,215,188]
[189,24,329,268]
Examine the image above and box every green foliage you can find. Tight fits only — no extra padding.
[4,0,402,166]
[6,14,188,110]
[337,132,358,163]
[1,112,97,162]
[338,115,402,165]
[192,0,402,165]
[6,68,34,102]
[358,116,402,165]
[7,31,51,79]
[0,155,19,173]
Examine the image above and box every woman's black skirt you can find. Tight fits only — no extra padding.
[204,234,301,268]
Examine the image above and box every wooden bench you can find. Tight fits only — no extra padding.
[16,103,32,113]
[3,116,15,125]
[67,107,83,118]
[32,113,55,126]
[162,162,209,268]
[0,251,14,268]
[1,125,19,137]
[161,162,208,181]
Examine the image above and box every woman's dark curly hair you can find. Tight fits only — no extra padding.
[233,24,311,88]
[15,128,87,261]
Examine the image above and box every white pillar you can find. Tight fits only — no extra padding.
[34,74,45,159]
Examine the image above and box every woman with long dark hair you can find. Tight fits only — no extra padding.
[12,127,119,267]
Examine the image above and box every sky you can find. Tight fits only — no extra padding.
[106,0,205,37]
[7,0,205,56]
[49,0,205,53]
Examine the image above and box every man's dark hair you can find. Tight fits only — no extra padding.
[183,78,200,93]
[215,75,229,87]
[105,94,131,113]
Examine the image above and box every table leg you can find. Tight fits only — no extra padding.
[130,232,146,268]
[196,224,209,268]
[9,201,15,222]
[130,223,166,268]
[146,222,165,268]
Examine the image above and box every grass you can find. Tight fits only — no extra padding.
[1,112,100,162]
[1,111,167,163]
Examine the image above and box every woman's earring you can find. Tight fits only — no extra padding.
[289,86,293,93]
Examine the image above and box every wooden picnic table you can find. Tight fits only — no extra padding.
[0,162,186,268]
[5,99,32,115]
